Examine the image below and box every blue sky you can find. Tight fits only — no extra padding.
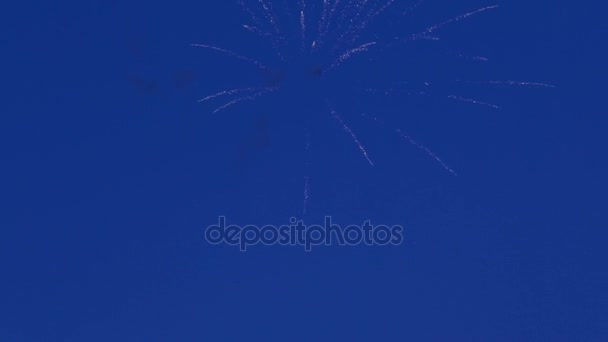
[1,0,607,340]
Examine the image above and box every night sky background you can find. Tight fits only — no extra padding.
[2,0,607,340]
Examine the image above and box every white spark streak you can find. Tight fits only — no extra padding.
[482,81,556,88]
[331,107,374,166]
[212,88,276,113]
[197,87,262,102]
[395,129,456,175]
[190,43,269,70]
[448,95,501,109]
[410,5,499,40]
[327,41,376,71]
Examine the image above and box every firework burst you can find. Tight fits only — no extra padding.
[192,0,553,213]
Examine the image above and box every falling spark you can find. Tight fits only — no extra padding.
[410,5,499,40]
[324,0,342,37]
[330,106,374,166]
[448,95,501,109]
[327,41,376,71]
[300,10,306,49]
[198,87,262,102]
[395,129,457,175]
[471,56,489,61]
[335,0,371,47]
[190,43,269,71]
[303,131,311,215]
[243,24,272,37]
[341,0,396,49]
[258,0,282,36]
[239,0,265,29]
[479,80,556,88]
[403,0,424,16]
[362,112,455,175]
[425,5,499,34]
[298,0,308,51]
[303,175,310,215]
[213,88,276,113]
[319,0,331,38]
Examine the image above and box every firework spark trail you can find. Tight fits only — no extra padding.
[243,24,272,37]
[330,107,374,166]
[239,1,284,59]
[361,112,455,175]
[367,0,397,27]
[410,5,499,40]
[314,0,339,50]
[251,0,286,60]
[327,41,377,71]
[448,95,501,109]
[257,0,281,35]
[350,0,373,33]
[403,0,424,16]
[212,87,276,113]
[333,0,396,55]
[395,129,457,175]
[239,0,265,31]
[319,0,331,39]
[365,1,394,25]
[473,80,556,88]
[303,130,311,215]
[396,5,500,41]
[341,0,396,50]
[364,80,433,96]
[335,0,371,49]
[434,45,490,62]
[335,0,356,25]
[364,87,428,97]
[327,0,342,28]
[299,0,306,51]
[331,0,361,49]
[470,55,489,62]
[323,0,342,37]
[191,43,269,71]
[197,87,263,102]
[329,0,366,53]
[303,174,310,215]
